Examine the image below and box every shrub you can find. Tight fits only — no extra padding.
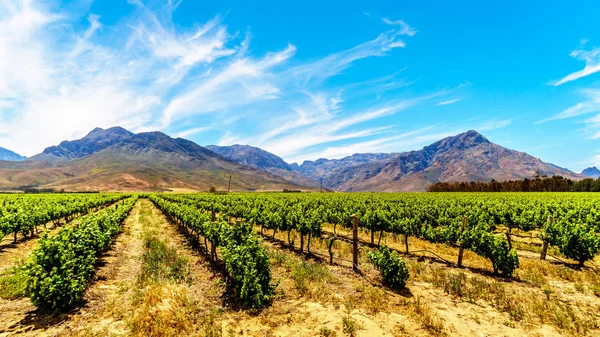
[560,224,600,267]
[220,225,273,308]
[367,246,409,289]
[463,227,519,276]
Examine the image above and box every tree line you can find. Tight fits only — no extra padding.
[427,175,600,192]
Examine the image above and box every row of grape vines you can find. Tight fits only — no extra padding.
[149,194,274,308]
[0,193,126,243]
[25,195,138,311]
[160,192,600,272]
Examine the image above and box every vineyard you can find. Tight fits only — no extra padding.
[1,192,600,336]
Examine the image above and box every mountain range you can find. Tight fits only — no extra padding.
[211,130,583,191]
[0,127,303,192]
[0,127,585,192]
[0,147,26,162]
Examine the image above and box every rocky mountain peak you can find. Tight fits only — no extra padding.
[41,126,135,159]
[581,166,600,178]
[424,130,490,154]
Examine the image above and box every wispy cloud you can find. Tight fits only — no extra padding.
[537,88,600,123]
[478,118,512,131]
[161,43,297,127]
[382,18,418,36]
[0,0,469,162]
[232,89,453,160]
[0,0,239,155]
[285,116,512,164]
[173,126,212,138]
[284,26,417,85]
[553,43,600,86]
[436,98,462,106]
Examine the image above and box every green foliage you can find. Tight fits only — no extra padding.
[367,246,409,289]
[146,191,600,285]
[0,194,125,242]
[561,224,600,266]
[543,220,600,266]
[220,232,273,308]
[463,227,519,276]
[149,195,274,308]
[25,196,138,311]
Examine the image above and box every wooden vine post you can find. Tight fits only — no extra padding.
[210,239,217,262]
[540,215,553,260]
[457,215,467,267]
[352,214,359,272]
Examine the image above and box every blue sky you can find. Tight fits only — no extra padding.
[1,0,600,171]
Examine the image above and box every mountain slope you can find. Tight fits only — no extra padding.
[330,131,582,191]
[29,127,135,161]
[581,166,600,178]
[0,128,306,192]
[0,147,26,161]
[207,144,322,188]
[293,153,395,182]
[207,144,292,171]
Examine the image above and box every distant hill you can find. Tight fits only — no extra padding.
[581,166,600,178]
[207,144,322,188]
[0,128,306,192]
[0,147,26,161]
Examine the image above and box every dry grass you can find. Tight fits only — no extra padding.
[127,200,224,337]
[408,295,446,335]
[262,223,600,335]
[0,263,27,300]
[407,259,600,334]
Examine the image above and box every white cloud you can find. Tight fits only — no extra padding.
[161,44,297,127]
[0,0,239,155]
[381,18,418,36]
[436,98,462,106]
[537,88,600,124]
[554,45,600,86]
[0,0,58,100]
[284,116,511,164]
[284,27,416,85]
[478,119,512,131]
[265,126,392,158]
[0,0,468,163]
[285,127,459,164]
[173,126,211,138]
